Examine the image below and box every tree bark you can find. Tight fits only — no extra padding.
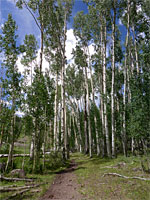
[99,30,105,157]
[88,49,100,156]
[0,175,34,182]
[61,7,68,160]
[111,0,116,158]
[132,25,139,74]
[84,88,88,154]
[103,173,150,181]
[85,59,92,158]
[123,0,130,157]
[54,72,58,151]
[103,17,111,157]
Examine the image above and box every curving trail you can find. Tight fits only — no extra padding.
[40,160,83,200]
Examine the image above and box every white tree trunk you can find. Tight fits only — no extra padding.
[88,49,100,156]
[111,0,116,158]
[132,25,139,74]
[54,73,58,151]
[61,8,68,159]
[123,0,130,157]
[103,18,111,157]
[85,59,92,158]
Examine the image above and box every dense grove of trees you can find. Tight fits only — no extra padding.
[0,0,150,172]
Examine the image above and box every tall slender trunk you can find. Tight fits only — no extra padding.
[68,114,71,146]
[22,140,26,170]
[54,73,58,151]
[33,118,37,172]
[132,25,139,74]
[0,125,4,149]
[0,80,2,113]
[99,30,105,157]
[72,115,78,150]
[88,49,100,156]
[76,100,82,152]
[85,60,92,158]
[84,88,88,154]
[123,0,130,157]
[70,99,82,152]
[111,0,116,158]
[5,100,15,171]
[39,0,45,74]
[103,17,111,157]
[30,63,34,160]
[43,106,47,169]
[61,9,68,159]
[100,77,105,157]
[57,103,61,150]
[40,26,44,74]
[0,81,3,149]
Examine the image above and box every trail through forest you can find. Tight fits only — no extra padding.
[40,160,83,200]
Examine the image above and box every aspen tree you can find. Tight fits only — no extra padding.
[111,0,117,158]
[123,0,130,157]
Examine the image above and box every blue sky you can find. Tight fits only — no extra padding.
[0,0,88,44]
[0,0,126,72]
[0,0,89,116]
[0,0,89,70]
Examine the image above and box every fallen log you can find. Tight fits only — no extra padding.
[103,172,150,181]
[3,182,48,200]
[0,184,40,192]
[0,175,34,182]
[0,185,17,189]
[4,188,30,200]
[0,154,30,158]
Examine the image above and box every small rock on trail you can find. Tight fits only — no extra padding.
[40,160,83,200]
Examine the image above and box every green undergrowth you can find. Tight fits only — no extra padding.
[0,172,55,200]
[0,153,70,200]
[71,153,150,200]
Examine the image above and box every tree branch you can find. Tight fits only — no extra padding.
[103,173,150,181]
[0,175,34,182]
[23,0,41,31]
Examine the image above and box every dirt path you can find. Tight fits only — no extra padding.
[40,160,83,200]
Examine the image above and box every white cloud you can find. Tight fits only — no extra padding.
[16,110,25,117]
[17,28,97,81]
[138,32,146,39]
[66,29,77,61]
[17,28,76,77]
[136,5,142,13]
[88,43,95,56]
[16,56,24,74]
[119,18,123,26]
[0,23,4,29]
[17,49,50,85]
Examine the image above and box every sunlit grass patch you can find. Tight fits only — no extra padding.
[72,153,150,200]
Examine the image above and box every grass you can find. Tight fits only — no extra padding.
[0,150,70,200]
[71,153,150,200]
[0,163,70,200]
[1,139,150,200]
[0,172,55,200]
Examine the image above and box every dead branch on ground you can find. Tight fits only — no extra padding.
[103,172,150,181]
[0,175,34,182]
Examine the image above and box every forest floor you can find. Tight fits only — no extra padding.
[1,152,150,200]
[39,153,150,200]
